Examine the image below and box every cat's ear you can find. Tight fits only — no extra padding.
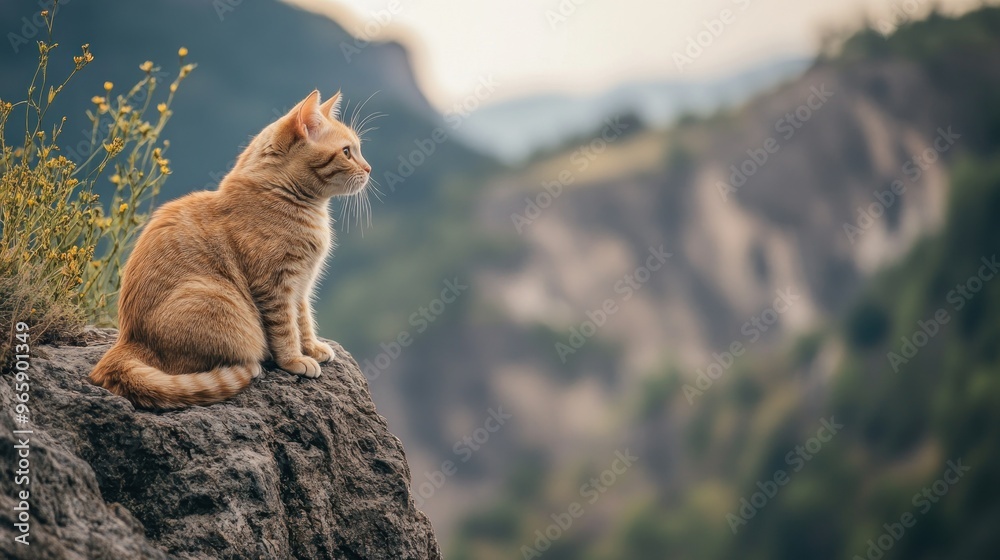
[320,90,342,121]
[292,90,325,140]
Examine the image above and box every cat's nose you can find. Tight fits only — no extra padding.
[362,163,371,173]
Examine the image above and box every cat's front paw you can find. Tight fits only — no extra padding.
[278,355,322,378]
[303,339,336,363]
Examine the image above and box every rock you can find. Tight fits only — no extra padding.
[0,330,441,559]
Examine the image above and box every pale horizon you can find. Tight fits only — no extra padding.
[287,0,993,112]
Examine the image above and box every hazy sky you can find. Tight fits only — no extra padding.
[291,0,992,110]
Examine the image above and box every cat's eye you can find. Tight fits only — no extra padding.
[342,147,351,159]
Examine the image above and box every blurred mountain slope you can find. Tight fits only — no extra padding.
[592,147,1000,560]
[363,8,1000,555]
[0,0,492,205]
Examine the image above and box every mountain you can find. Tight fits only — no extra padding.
[432,9,1000,558]
[323,7,1000,554]
[0,0,494,204]
[452,57,811,163]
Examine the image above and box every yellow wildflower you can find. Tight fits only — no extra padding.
[103,137,124,156]
[178,47,189,58]
[157,103,167,113]
[91,96,105,105]
[139,61,154,73]
[119,203,128,214]
[74,46,94,69]
[103,81,113,91]
[73,44,94,70]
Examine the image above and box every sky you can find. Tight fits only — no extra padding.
[289,0,993,111]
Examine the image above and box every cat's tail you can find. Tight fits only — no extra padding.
[90,342,259,409]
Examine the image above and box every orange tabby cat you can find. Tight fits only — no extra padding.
[90,90,371,409]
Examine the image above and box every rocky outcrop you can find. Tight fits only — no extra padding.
[0,329,440,559]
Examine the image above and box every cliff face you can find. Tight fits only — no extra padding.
[0,329,440,560]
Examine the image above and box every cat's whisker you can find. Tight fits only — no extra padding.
[353,190,364,232]
[358,192,367,233]
[356,193,365,237]
[355,115,386,141]
[355,113,386,134]
[339,184,354,233]
[352,188,362,229]
[344,171,374,234]
[356,111,386,127]
[358,126,380,141]
[350,91,380,130]
[365,190,373,229]
[358,187,366,225]
[351,192,360,231]
[345,190,355,231]
[366,177,385,202]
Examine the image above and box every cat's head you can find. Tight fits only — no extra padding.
[249,90,372,200]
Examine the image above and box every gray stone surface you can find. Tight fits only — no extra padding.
[0,329,440,559]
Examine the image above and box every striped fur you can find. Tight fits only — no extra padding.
[90,91,372,409]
